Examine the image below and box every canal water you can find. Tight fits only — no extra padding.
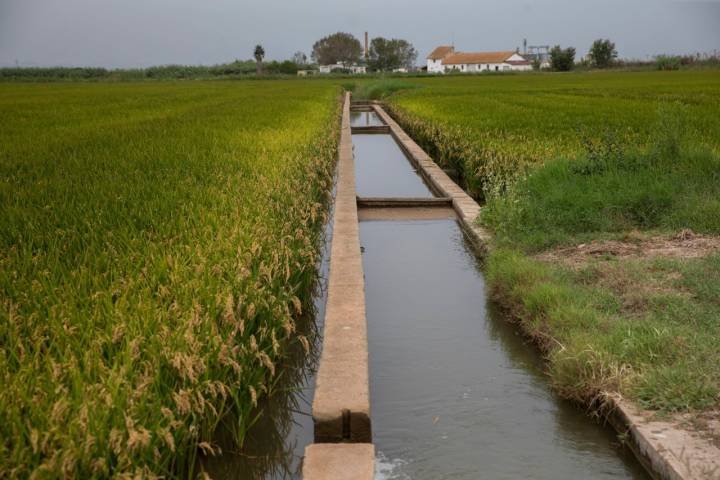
[352,134,434,198]
[360,218,648,479]
[350,111,386,127]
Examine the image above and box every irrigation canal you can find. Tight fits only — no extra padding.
[204,98,650,479]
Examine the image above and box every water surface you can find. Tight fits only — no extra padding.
[353,134,434,198]
[351,111,386,127]
[360,219,648,480]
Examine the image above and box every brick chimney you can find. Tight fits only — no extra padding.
[364,32,369,58]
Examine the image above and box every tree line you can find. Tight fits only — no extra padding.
[253,32,418,73]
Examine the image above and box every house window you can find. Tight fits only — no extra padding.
[495,65,499,71]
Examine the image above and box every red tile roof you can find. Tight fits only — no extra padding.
[427,46,454,60]
[442,51,517,65]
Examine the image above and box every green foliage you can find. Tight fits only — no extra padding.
[588,39,618,68]
[264,60,300,75]
[311,32,363,66]
[549,45,576,71]
[254,45,265,74]
[367,37,417,72]
[254,44,265,62]
[483,148,720,250]
[0,61,264,81]
[0,80,341,477]
[655,55,681,71]
[0,66,111,79]
[352,79,419,100]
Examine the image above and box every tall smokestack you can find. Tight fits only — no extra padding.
[364,32,369,58]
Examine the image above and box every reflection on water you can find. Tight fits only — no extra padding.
[352,134,435,198]
[361,219,648,480]
[198,189,335,479]
[350,111,386,127]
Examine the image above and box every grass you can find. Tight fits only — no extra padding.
[0,80,340,477]
[376,70,720,414]
[481,142,720,411]
[350,78,420,100]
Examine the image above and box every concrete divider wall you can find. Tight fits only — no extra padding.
[373,103,720,480]
[303,444,375,480]
[311,93,372,444]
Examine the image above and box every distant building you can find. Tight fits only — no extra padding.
[318,63,367,74]
[426,46,532,73]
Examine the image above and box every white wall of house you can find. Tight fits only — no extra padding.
[427,58,445,73]
[443,61,531,73]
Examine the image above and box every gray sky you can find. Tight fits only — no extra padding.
[1,0,718,68]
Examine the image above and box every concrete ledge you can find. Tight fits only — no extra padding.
[350,100,378,107]
[607,396,720,480]
[312,92,372,443]
[357,196,452,208]
[359,206,456,221]
[351,125,390,134]
[303,444,375,480]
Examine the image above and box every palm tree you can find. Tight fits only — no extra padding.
[254,45,265,75]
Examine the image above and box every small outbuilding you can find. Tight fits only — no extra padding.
[318,63,367,74]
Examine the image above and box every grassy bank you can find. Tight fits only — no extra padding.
[484,147,720,411]
[377,71,720,414]
[0,81,340,477]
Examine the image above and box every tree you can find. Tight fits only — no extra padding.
[367,37,418,72]
[549,45,576,71]
[588,39,617,68]
[311,32,362,66]
[254,45,265,74]
[292,51,307,65]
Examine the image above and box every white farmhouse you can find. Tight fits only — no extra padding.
[426,46,532,73]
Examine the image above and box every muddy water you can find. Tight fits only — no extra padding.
[351,111,386,127]
[352,134,434,198]
[360,218,648,480]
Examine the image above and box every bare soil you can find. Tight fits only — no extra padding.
[535,230,720,268]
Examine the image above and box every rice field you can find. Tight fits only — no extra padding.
[384,70,720,198]
[0,81,340,477]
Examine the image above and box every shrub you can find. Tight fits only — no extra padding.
[588,39,618,68]
[655,55,681,71]
[549,46,576,71]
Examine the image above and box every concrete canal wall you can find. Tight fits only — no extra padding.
[311,93,372,444]
[304,93,374,479]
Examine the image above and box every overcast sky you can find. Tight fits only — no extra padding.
[1,0,718,68]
